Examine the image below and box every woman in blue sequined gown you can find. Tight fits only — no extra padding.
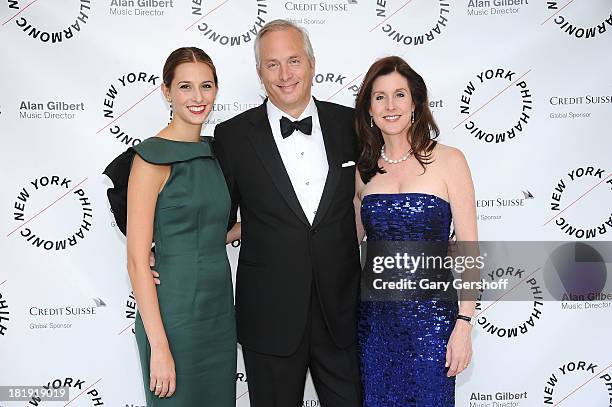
[353,56,478,407]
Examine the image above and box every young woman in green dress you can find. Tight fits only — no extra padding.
[106,47,238,406]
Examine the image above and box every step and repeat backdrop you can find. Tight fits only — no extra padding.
[1,0,612,406]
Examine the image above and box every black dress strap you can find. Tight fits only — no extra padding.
[102,136,215,235]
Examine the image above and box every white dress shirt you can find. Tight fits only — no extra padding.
[266,98,329,224]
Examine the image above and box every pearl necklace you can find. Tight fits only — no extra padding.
[380,145,412,164]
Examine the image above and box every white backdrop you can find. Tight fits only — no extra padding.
[2,1,612,406]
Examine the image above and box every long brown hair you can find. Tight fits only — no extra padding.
[162,47,218,88]
[355,56,439,183]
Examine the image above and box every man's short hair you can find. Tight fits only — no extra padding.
[254,19,315,69]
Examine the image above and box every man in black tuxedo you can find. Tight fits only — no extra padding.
[214,19,362,407]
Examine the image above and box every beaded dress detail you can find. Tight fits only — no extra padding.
[358,193,457,407]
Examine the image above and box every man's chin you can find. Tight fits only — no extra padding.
[272,95,298,107]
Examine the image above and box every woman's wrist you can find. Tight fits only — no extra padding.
[455,319,473,329]
[150,338,170,350]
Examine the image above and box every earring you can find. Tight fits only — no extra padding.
[411,111,415,124]
[370,116,374,128]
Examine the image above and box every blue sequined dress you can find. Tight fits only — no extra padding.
[358,193,457,407]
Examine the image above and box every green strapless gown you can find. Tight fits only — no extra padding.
[111,136,236,406]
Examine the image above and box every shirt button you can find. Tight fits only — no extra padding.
[300,152,304,156]
[305,181,310,186]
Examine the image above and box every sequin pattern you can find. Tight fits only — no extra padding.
[358,193,457,407]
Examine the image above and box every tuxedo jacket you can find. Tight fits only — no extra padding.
[214,98,361,356]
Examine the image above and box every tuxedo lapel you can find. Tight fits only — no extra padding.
[312,98,343,229]
[245,102,310,226]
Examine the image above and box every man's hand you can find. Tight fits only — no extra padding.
[226,222,241,244]
[150,251,160,285]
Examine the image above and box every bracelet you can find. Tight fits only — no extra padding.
[457,314,475,326]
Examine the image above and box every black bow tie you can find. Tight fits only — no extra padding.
[280,116,312,139]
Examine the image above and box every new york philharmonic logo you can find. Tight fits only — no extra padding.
[109,0,175,17]
[373,0,450,47]
[543,1,612,40]
[458,68,533,144]
[124,291,137,334]
[475,265,544,338]
[314,72,350,88]
[9,176,93,251]
[19,100,85,121]
[4,0,91,43]
[235,366,249,401]
[188,0,268,47]
[25,377,104,405]
[543,361,612,405]
[100,71,165,147]
[548,166,612,239]
[313,70,363,103]
[0,284,9,338]
[466,0,529,17]
[236,370,248,402]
